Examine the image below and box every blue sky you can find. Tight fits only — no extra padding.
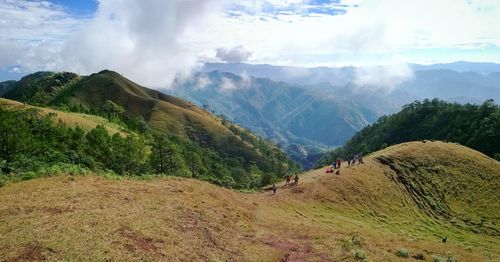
[1,0,500,84]
[49,0,97,16]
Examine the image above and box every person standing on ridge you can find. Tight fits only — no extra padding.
[272,183,277,195]
[294,174,299,185]
[285,175,291,185]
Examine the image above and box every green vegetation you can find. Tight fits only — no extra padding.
[396,248,409,258]
[354,250,366,260]
[433,253,457,262]
[0,98,296,189]
[0,70,299,189]
[4,71,79,105]
[318,98,500,166]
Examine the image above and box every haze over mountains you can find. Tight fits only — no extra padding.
[202,61,500,103]
[165,61,500,167]
[2,61,498,168]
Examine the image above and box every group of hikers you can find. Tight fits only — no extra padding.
[325,153,364,175]
[347,153,364,166]
[271,174,299,195]
[271,153,365,195]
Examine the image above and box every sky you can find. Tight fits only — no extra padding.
[1,0,500,86]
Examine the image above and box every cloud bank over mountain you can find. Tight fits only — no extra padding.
[215,46,252,63]
[1,0,500,86]
[61,0,225,87]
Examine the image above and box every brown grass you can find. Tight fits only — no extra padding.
[0,141,498,261]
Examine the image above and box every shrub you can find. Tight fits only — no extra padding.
[355,250,366,260]
[433,256,444,262]
[352,233,365,247]
[396,248,409,258]
[0,175,6,187]
[446,254,457,262]
[340,238,353,253]
[433,254,456,262]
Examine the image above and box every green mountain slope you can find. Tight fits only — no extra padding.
[4,71,80,104]
[318,98,500,166]
[1,71,298,188]
[0,141,498,261]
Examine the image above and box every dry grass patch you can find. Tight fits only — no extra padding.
[0,141,498,261]
[0,98,124,135]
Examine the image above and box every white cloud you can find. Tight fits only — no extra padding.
[61,0,226,87]
[1,0,500,85]
[8,66,22,74]
[215,45,252,62]
[195,75,213,90]
[0,0,84,70]
[354,63,414,91]
[218,72,254,93]
[187,0,500,66]
[218,76,238,92]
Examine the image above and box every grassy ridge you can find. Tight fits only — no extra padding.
[0,141,498,261]
[373,142,499,235]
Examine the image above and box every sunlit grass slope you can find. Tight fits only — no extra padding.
[0,97,124,135]
[0,141,498,261]
[56,70,233,143]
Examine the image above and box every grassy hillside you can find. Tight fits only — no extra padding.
[52,70,232,143]
[1,141,498,261]
[0,98,125,135]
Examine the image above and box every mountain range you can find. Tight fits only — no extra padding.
[2,62,499,169]
[164,62,500,167]
[167,71,383,168]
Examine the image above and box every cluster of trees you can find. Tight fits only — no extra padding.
[317,99,500,166]
[0,104,297,189]
[4,72,79,106]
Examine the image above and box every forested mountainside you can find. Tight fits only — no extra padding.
[318,99,500,166]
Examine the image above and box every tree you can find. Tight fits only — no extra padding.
[101,100,124,119]
[184,151,207,178]
[107,134,148,174]
[150,134,188,176]
[85,125,112,168]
